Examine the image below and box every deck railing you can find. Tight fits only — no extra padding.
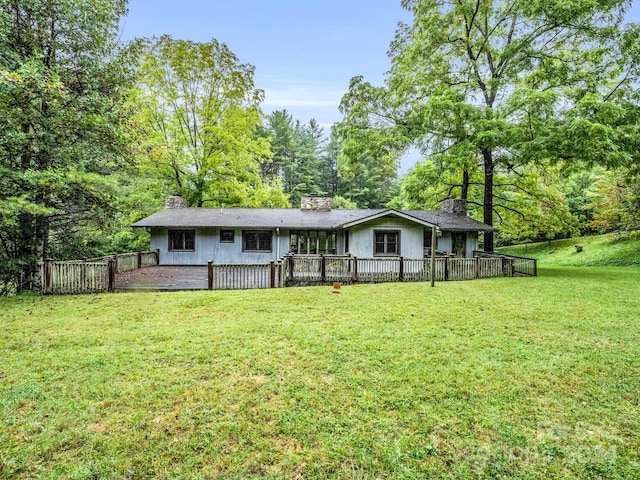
[41,262,109,294]
[41,251,535,295]
[282,254,511,285]
[84,251,160,273]
[207,261,282,290]
[472,251,537,276]
[41,251,159,294]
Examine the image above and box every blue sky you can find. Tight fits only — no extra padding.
[120,0,412,131]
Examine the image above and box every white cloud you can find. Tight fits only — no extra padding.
[261,83,345,108]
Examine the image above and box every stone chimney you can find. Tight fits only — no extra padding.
[440,197,467,216]
[301,194,332,211]
[165,195,188,209]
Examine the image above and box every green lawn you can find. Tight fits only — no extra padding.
[498,232,640,267]
[2,268,640,479]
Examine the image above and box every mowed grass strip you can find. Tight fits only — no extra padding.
[1,268,639,479]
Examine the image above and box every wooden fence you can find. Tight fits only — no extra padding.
[40,251,534,295]
[207,261,282,290]
[472,251,537,277]
[282,254,516,286]
[41,262,109,294]
[41,251,159,294]
[85,251,159,273]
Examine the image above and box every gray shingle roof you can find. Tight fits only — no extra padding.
[404,210,496,232]
[132,208,495,232]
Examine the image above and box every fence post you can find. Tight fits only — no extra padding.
[444,256,449,281]
[43,259,52,294]
[430,225,437,287]
[270,261,276,288]
[533,259,537,277]
[137,252,142,269]
[399,256,404,282]
[108,260,116,292]
[352,257,358,283]
[288,255,294,281]
[475,257,480,278]
[155,249,160,265]
[320,254,326,283]
[208,260,213,290]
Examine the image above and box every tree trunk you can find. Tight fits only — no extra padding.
[461,169,470,201]
[482,148,494,252]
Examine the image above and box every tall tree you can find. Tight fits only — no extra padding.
[587,169,640,234]
[136,36,287,208]
[317,138,340,197]
[258,110,324,205]
[338,152,399,208]
[336,0,640,250]
[0,0,132,293]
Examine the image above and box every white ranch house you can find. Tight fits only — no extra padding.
[132,196,495,265]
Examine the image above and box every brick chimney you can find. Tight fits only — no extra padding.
[301,194,332,211]
[440,197,467,216]
[165,195,188,209]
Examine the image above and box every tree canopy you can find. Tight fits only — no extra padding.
[336,0,640,250]
[0,0,132,293]
[135,35,288,208]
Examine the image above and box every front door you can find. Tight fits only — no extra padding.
[452,233,466,257]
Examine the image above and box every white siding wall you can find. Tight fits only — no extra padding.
[149,223,481,265]
[438,232,452,254]
[432,231,478,257]
[151,227,290,265]
[348,217,425,258]
[466,232,479,257]
[434,231,479,257]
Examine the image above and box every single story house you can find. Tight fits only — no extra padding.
[132,195,495,265]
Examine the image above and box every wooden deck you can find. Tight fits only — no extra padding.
[115,266,208,291]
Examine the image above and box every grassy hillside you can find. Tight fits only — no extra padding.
[498,232,640,267]
[2,270,640,479]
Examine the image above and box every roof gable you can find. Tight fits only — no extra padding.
[340,209,437,229]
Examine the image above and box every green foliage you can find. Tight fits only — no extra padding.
[561,167,640,235]
[391,160,474,210]
[337,152,399,208]
[563,168,605,232]
[330,195,359,209]
[0,0,133,293]
[3,271,640,477]
[135,35,288,208]
[586,171,639,234]
[336,0,640,250]
[258,110,331,206]
[318,137,340,197]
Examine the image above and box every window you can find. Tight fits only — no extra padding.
[424,229,438,253]
[289,230,337,254]
[169,230,195,251]
[243,230,272,252]
[374,230,400,256]
[220,230,235,243]
[452,232,466,257]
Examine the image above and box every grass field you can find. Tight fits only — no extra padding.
[1,267,640,479]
